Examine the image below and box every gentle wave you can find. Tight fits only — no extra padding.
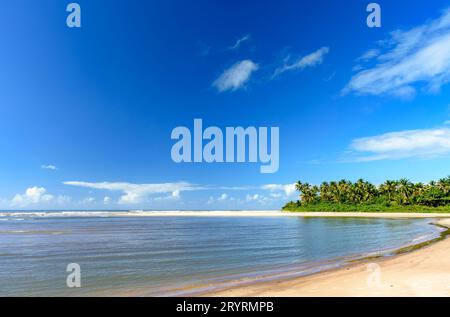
[412,233,437,243]
[0,215,441,296]
[0,211,115,218]
[0,210,282,219]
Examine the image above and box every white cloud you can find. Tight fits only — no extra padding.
[261,183,296,196]
[217,193,229,201]
[245,194,260,202]
[272,47,330,78]
[206,196,215,205]
[82,197,95,204]
[344,8,450,97]
[10,186,69,207]
[172,190,181,199]
[11,187,53,206]
[202,184,297,206]
[63,181,200,204]
[229,34,251,50]
[244,194,275,205]
[41,165,57,171]
[213,60,259,92]
[356,49,381,61]
[154,190,182,202]
[207,193,235,204]
[349,127,450,161]
[52,180,299,208]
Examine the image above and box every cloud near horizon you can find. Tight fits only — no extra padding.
[344,8,450,98]
[348,127,450,161]
[63,181,201,204]
[11,186,70,207]
[261,183,296,196]
[1,181,299,209]
[213,60,259,92]
[206,183,297,206]
[60,181,297,207]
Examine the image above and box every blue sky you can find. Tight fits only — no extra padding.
[2,0,450,210]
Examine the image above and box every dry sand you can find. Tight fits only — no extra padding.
[202,219,450,297]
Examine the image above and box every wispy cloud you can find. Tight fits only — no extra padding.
[344,8,450,98]
[212,60,259,92]
[63,181,201,204]
[41,165,57,171]
[348,127,450,161]
[356,49,381,62]
[272,47,330,78]
[229,34,251,50]
[198,40,211,56]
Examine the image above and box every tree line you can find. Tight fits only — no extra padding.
[287,177,450,208]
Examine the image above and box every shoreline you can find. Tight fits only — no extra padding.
[198,219,450,297]
[5,210,450,296]
[4,210,450,219]
[114,211,450,218]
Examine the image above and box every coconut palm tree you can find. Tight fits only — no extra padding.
[295,182,318,205]
[329,181,339,203]
[290,176,450,210]
[397,178,414,205]
[438,176,450,195]
[362,180,377,203]
[380,180,398,204]
[412,182,425,204]
[338,179,352,203]
[319,182,332,202]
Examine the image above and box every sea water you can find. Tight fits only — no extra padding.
[0,211,442,296]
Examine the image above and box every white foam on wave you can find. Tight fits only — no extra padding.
[0,210,284,219]
[412,233,437,243]
[0,211,117,219]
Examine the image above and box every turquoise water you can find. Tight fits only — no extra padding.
[0,212,442,296]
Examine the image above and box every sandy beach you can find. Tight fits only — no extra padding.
[200,218,450,297]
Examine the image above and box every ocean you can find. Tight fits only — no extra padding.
[0,211,442,296]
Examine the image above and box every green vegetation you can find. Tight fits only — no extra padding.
[283,177,450,213]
